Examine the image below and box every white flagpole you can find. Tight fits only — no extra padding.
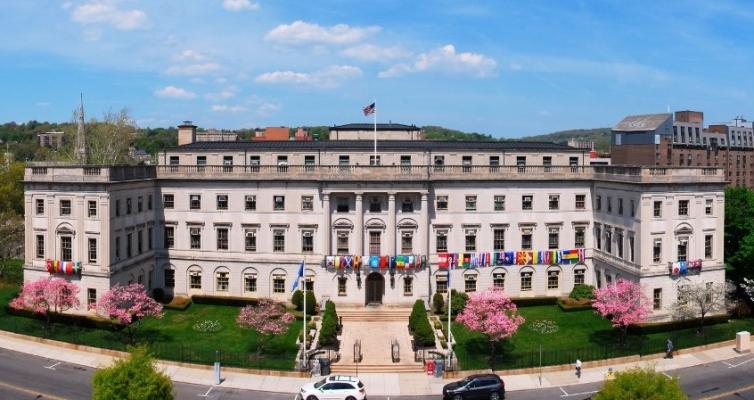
[447,260,453,366]
[373,100,377,163]
[302,261,306,364]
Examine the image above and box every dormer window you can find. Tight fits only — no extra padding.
[402,197,414,212]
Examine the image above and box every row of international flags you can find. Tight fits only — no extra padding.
[438,248,587,268]
[669,259,702,275]
[325,255,427,270]
[46,259,82,275]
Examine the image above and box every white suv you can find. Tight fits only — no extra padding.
[298,375,367,400]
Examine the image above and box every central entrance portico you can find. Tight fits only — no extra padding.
[365,272,385,305]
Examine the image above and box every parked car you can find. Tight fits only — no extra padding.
[298,375,367,400]
[442,373,505,400]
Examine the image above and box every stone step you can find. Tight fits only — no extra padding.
[331,364,425,373]
[337,309,412,322]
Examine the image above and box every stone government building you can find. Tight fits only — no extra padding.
[23,122,726,321]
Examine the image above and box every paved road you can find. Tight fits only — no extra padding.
[0,346,752,399]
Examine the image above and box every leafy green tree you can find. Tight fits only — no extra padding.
[725,186,754,283]
[432,291,445,314]
[92,346,173,400]
[450,289,469,317]
[569,284,596,301]
[0,162,24,215]
[594,367,686,400]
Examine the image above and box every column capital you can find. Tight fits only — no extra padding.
[355,193,363,201]
[323,193,330,201]
[388,193,396,200]
[421,193,429,201]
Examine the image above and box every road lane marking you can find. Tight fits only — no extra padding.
[198,386,213,397]
[559,387,568,396]
[0,379,69,400]
[662,372,673,379]
[45,362,62,370]
[560,390,599,398]
[700,382,754,400]
[723,357,754,368]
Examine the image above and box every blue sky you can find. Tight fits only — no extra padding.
[1,0,754,137]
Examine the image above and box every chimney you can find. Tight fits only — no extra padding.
[177,121,197,146]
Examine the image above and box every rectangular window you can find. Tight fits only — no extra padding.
[548,229,559,250]
[126,198,132,214]
[548,194,559,210]
[304,155,316,171]
[705,199,713,215]
[216,272,229,292]
[301,196,313,211]
[61,236,73,261]
[190,227,201,249]
[163,194,174,209]
[465,232,477,252]
[223,155,233,172]
[653,288,662,310]
[678,239,688,262]
[245,195,256,211]
[190,194,201,210]
[493,273,505,290]
[575,194,585,210]
[148,227,153,250]
[520,272,532,291]
[489,155,500,171]
[653,239,662,263]
[368,197,381,212]
[465,195,477,211]
[705,234,713,259]
[336,197,350,213]
[493,229,505,251]
[115,199,120,217]
[653,200,662,217]
[607,197,612,213]
[616,231,624,258]
[337,277,347,296]
[273,230,285,252]
[302,231,314,253]
[462,156,472,172]
[273,195,285,211]
[217,228,229,250]
[516,156,526,172]
[137,196,143,213]
[338,155,349,167]
[164,226,174,249]
[596,271,602,288]
[87,289,97,308]
[401,198,413,212]
[148,194,153,210]
[433,155,445,171]
[435,232,447,253]
[273,276,285,293]
[618,198,624,215]
[543,156,552,172]
[36,198,44,215]
[521,233,532,250]
[164,269,175,288]
[196,156,207,169]
[436,195,448,211]
[574,269,585,285]
[361,230,378,255]
[88,200,97,217]
[596,195,601,211]
[464,275,477,293]
[115,236,121,259]
[605,230,612,254]
[126,233,132,257]
[216,195,228,210]
[245,230,257,252]
[60,199,71,216]
[249,155,260,172]
[629,236,635,262]
[369,155,381,166]
[630,199,635,217]
[35,235,45,259]
[547,271,559,289]
[189,271,202,289]
[403,277,413,296]
[88,238,97,263]
[137,230,143,254]
[436,275,448,294]
[494,195,506,211]
[521,195,533,211]
[678,200,689,216]
[575,227,585,248]
[244,273,257,293]
[169,156,179,166]
[336,232,349,255]
[596,226,602,250]
[401,233,413,254]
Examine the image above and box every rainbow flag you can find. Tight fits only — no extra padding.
[561,249,580,264]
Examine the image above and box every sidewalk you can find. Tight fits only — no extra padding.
[0,330,750,396]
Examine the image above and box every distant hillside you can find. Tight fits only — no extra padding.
[519,128,611,152]
[422,126,501,141]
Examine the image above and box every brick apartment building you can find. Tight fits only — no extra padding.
[611,111,754,187]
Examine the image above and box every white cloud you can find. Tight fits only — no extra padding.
[265,21,380,45]
[205,90,236,100]
[154,86,197,99]
[71,1,147,31]
[222,0,259,12]
[255,65,362,88]
[256,102,281,117]
[379,44,497,78]
[177,49,206,62]
[211,104,247,112]
[509,55,669,83]
[165,62,222,76]
[341,44,409,62]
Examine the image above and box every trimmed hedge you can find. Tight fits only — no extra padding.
[6,306,123,330]
[511,297,558,307]
[408,300,435,347]
[291,290,317,315]
[628,314,730,335]
[190,295,259,307]
[569,284,596,301]
[557,298,592,312]
[432,292,445,314]
[318,300,338,347]
[450,289,469,317]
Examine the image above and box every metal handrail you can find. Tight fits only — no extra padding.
[353,339,362,363]
[391,339,400,363]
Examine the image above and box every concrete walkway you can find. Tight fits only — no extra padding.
[0,330,750,396]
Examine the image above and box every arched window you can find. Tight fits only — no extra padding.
[520,268,534,291]
[547,267,561,290]
[574,266,586,285]
[243,267,258,294]
[215,267,230,292]
[188,265,202,290]
[271,269,287,294]
[492,268,506,291]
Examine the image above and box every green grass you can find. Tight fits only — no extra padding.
[448,305,754,371]
[0,261,301,370]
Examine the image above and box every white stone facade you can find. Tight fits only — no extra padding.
[23,139,726,321]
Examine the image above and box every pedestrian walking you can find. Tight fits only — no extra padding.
[666,338,674,359]
[575,359,582,378]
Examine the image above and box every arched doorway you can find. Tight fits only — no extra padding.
[365,272,385,305]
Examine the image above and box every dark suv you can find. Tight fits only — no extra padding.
[442,374,505,400]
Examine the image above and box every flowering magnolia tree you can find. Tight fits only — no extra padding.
[93,283,163,342]
[456,289,525,366]
[592,279,650,344]
[236,300,295,356]
[743,278,754,302]
[10,277,80,328]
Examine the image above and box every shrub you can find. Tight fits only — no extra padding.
[191,295,258,307]
[433,292,445,314]
[450,290,469,317]
[594,367,685,400]
[92,346,173,400]
[292,290,317,315]
[318,300,338,347]
[569,284,596,301]
[292,290,303,310]
[627,314,729,335]
[408,300,435,347]
[434,320,443,330]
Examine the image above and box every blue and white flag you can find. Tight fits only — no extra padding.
[291,261,304,292]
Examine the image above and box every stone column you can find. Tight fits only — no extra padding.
[355,193,364,255]
[323,193,331,255]
[387,193,396,255]
[420,193,429,256]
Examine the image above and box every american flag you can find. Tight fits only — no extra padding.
[362,102,375,116]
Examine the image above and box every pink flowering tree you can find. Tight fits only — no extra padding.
[237,299,295,356]
[456,289,525,366]
[10,277,80,329]
[93,283,164,342]
[592,279,650,345]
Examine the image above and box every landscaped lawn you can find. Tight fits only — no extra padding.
[0,260,302,370]
[447,304,754,371]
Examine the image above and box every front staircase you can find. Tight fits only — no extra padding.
[330,307,425,374]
